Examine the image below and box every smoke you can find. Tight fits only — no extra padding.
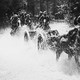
[0,24,79,80]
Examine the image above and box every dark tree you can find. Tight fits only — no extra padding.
[69,0,80,17]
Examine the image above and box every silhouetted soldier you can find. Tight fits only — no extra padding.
[25,14,32,29]
[67,28,78,46]
[42,11,50,30]
[10,14,19,31]
[19,11,26,26]
[38,11,43,21]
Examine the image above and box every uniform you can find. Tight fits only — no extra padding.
[10,14,19,30]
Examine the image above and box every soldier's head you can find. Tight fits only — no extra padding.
[40,11,42,13]
[14,14,18,17]
[44,11,47,14]
[39,11,43,15]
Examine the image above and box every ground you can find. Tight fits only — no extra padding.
[0,22,80,80]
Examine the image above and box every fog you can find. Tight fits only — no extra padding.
[0,23,80,80]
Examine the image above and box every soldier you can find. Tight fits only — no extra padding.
[25,14,31,24]
[37,11,50,30]
[10,14,19,32]
[37,34,43,50]
[38,11,44,27]
[38,11,43,21]
[42,11,50,30]
[25,14,32,29]
[67,28,78,46]
[19,11,26,26]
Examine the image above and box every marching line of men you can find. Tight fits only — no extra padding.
[10,11,51,34]
[10,12,32,32]
[9,10,80,66]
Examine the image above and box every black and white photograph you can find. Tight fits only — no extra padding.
[0,0,80,80]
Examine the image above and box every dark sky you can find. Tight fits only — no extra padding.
[0,0,24,25]
[0,0,23,18]
[0,0,12,18]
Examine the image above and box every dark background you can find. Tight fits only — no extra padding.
[0,0,80,27]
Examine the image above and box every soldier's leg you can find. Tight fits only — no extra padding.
[56,49,62,61]
[24,31,29,41]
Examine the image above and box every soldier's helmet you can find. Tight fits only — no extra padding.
[43,11,47,14]
[14,14,18,17]
[10,14,18,20]
[27,14,30,17]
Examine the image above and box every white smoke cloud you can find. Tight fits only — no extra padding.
[0,23,79,80]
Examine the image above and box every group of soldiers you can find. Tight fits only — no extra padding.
[9,10,80,66]
[10,11,32,32]
[10,10,50,34]
[37,11,50,30]
[44,26,80,66]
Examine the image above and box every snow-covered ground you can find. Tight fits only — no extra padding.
[0,22,80,80]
